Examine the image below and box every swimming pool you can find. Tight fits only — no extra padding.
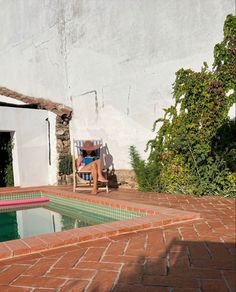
[0,192,147,242]
[0,188,200,260]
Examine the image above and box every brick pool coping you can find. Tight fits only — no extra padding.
[0,187,201,260]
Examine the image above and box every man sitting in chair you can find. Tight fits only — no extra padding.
[76,140,108,195]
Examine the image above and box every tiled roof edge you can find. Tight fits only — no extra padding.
[0,86,72,118]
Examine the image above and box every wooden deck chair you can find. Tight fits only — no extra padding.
[72,139,109,193]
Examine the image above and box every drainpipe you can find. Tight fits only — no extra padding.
[45,118,51,165]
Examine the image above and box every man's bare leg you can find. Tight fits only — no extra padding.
[82,160,107,182]
[95,159,107,182]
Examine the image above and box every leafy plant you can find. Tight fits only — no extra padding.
[130,14,236,196]
[3,138,14,187]
[59,155,73,175]
[4,164,14,186]
[130,146,160,191]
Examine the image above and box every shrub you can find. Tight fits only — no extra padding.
[59,155,73,175]
[130,15,236,196]
[3,137,14,187]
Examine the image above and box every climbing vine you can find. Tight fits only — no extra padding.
[130,15,236,196]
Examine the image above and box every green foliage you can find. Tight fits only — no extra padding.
[3,138,14,187]
[158,152,194,194]
[59,155,73,175]
[214,14,236,91]
[4,164,14,186]
[129,146,160,191]
[130,15,236,196]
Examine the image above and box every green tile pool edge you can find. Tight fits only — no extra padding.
[0,192,148,222]
[0,192,42,201]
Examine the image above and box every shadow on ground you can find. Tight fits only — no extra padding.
[110,237,235,292]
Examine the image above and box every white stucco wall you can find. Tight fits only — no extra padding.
[0,0,235,169]
[0,106,57,186]
[0,0,68,103]
[47,111,58,185]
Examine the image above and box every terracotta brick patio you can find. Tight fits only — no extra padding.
[0,187,235,291]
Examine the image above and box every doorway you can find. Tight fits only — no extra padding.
[0,132,14,187]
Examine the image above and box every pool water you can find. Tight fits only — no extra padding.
[0,193,147,242]
[0,204,92,242]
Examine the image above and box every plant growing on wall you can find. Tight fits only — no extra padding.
[130,14,236,196]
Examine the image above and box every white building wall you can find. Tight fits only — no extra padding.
[0,0,68,103]
[0,0,235,169]
[47,111,58,185]
[0,106,56,186]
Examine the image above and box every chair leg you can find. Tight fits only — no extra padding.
[73,172,76,192]
[73,172,75,192]
[104,170,109,193]
[105,182,109,193]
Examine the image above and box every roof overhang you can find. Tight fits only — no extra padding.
[0,87,72,120]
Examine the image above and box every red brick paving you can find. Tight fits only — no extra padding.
[0,187,235,291]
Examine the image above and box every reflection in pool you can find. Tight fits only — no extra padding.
[0,204,92,242]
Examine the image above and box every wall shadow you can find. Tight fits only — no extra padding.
[101,143,119,188]
[109,237,236,291]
